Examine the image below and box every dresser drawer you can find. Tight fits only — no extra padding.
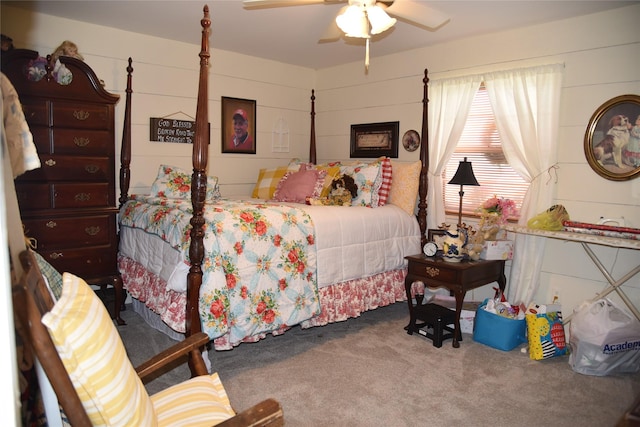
[30,126,52,153]
[19,155,111,181]
[15,183,51,210]
[23,214,115,249]
[21,98,50,126]
[39,245,118,280]
[52,101,111,129]
[53,183,112,208]
[53,128,113,155]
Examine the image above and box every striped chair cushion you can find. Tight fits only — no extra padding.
[42,273,156,426]
[151,373,236,427]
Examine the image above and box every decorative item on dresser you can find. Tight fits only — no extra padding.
[1,49,124,324]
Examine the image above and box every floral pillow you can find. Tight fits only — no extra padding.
[339,159,384,207]
[150,164,221,202]
[272,167,327,203]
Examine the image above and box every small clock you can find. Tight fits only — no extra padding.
[423,241,438,257]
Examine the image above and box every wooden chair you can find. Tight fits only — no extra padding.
[12,249,283,426]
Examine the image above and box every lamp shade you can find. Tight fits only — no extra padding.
[336,5,370,38]
[448,157,479,186]
[367,5,396,35]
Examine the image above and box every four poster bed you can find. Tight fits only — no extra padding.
[115,6,431,351]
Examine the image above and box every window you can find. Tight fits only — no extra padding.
[443,84,528,221]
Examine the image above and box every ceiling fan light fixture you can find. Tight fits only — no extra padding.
[336,5,370,38]
[367,5,396,35]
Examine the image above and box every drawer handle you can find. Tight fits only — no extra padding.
[85,165,100,174]
[49,252,63,260]
[46,221,57,228]
[74,137,90,147]
[74,193,91,202]
[85,226,100,236]
[73,110,90,121]
[45,158,56,167]
[425,266,439,278]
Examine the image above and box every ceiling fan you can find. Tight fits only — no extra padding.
[243,0,450,69]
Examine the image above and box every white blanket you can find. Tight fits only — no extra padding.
[119,202,420,292]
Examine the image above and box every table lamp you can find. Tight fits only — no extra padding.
[448,157,480,228]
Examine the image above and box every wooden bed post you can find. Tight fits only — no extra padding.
[118,58,133,208]
[417,69,429,248]
[309,90,317,164]
[186,5,211,376]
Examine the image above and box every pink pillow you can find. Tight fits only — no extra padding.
[272,168,326,203]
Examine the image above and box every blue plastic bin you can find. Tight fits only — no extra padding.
[473,298,527,351]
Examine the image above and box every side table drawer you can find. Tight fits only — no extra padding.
[407,261,458,282]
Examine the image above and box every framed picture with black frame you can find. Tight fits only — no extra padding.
[350,121,399,158]
[222,96,256,154]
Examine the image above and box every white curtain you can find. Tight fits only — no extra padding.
[484,64,564,305]
[427,75,483,231]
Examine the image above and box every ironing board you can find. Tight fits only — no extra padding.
[506,225,640,323]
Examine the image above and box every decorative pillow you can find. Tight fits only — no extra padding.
[339,159,384,207]
[272,167,327,203]
[295,161,341,198]
[377,157,392,206]
[388,160,421,216]
[252,164,298,199]
[151,373,235,426]
[32,250,63,300]
[150,164,221,202]
[42,273,156,426]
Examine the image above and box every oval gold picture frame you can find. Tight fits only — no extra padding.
[583,94,640,181]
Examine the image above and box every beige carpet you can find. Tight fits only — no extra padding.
[119,302,640,426]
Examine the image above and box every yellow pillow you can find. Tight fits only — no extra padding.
[42,273,157,426]
[251,165,297,199]
[151,373,235,427]
[388,160,422,216]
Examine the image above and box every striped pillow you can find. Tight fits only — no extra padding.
[151,373,235,427]
[42,273,157,426]
[377,157,392,206]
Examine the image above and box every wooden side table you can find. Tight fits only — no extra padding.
[405,254,506,348]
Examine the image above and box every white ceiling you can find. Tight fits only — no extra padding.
[5,0,637,69]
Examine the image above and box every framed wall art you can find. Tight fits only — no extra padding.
[222,96,256,154]
[350,121,399,158]
[584,94,640,181]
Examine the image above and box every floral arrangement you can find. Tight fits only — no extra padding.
[478,196,517,225]
[473,196,517,243]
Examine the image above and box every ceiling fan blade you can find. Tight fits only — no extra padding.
[319,5,347,41]
[243,0,340,9]
[385,0,450,30]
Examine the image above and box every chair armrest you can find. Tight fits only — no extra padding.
[217,398,284,427]
[135,332,209,381]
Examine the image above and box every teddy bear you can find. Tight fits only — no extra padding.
[307,174,358,206]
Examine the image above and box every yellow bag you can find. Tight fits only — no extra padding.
[527,205,569,231]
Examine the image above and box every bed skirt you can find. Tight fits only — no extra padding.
[118,254,408,350]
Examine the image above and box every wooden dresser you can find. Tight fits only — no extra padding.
[2,49,124,323]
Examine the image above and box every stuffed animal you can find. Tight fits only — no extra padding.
[307,174,358,206]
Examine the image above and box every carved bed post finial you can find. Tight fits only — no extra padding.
[309,89,317,164]
[417,68,429,247]
[119,57,133,208]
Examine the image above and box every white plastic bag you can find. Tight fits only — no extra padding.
[569,298,640,376]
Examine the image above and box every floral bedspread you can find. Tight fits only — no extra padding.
[119,196,321,345]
